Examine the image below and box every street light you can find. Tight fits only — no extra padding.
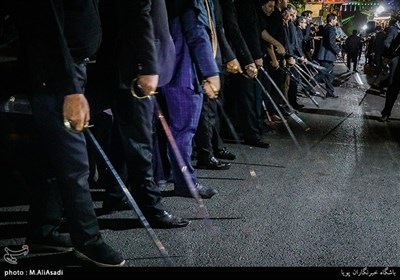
[376,5,385,15]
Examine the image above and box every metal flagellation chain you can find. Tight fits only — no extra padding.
[153,99,213,230]
[129,82,213,230]
[84,129,174,267]
[215,98,262,189]
[244,73,302,151]
[259,67,310,132]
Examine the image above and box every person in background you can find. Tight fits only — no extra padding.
[301,10,314,61]
[344,29,362,73]
[316,13,342,99]
[372,26,386,76]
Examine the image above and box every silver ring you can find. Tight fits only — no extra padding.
[63,117,93,132]
[130,78,157,99]
[64,117,73,130]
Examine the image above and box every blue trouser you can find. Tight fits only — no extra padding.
[161,87,202,190]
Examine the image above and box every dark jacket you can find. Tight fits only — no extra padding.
[13,0,101,95]
[164,0,219,90]
[220,0,253,67]
[296,26,305,57]
[234,0,263,61]
[344,34,362,56]
[373,31,386,55]
[317,24,341,62]
[213,0,235,65]
[383,24,400,59]
[151,0,176,87]
[385,33,400,59]
[115,1,156,89]
[384,24,400,49]
[98,0,175,89]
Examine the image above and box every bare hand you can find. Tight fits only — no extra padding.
[245,63,258,78]
[63,93,90,132]
[203,75,220,99]
[276,44,286,55]
[286,57,295,66]
[226,59,243,74]
[298,56,307,64]
[271,59,279,69]
[254,58,263,69]
[137,74,159,96]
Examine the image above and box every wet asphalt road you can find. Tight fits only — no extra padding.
[0,61,399,275]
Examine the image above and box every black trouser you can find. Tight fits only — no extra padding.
[288,66,299,106]
[261,62,282,116]
[212,71,226,152]
[347,52,358,72]
[111,89,163,215]
[237,75,263,143]
[374,52,383,75]
[381,59,400,117]
[379,56,399,89]
[316,61,335,96]
[195,69,228,162]
[195,96,218,163]
[28,63,101,247]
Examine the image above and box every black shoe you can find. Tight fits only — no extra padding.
[292,103,304,110]
[326,94,338,98]
[102,197,132,214]
[279,105,292,116]
[313,91,326,99]
[378,115,389,122]
[145,210,190,228]
[215,147,236,160]
[244,140,271,149]
[197,156,231,170]
[75,238,125,267]
[174,183,218,199]
[27,231,74,253]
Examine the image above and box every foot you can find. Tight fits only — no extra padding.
[278,105,292,116]
[102,197,132,214]
[378,115,389,122]
[292,103,304,110]
[270,115,283,123]
[174,183,218,199]
[145,210,190,228]
[75,237,125,267]
[326,94,338,99]
[244,140,271,148]
[27,231,74,253]
[196,156,231,170]
[313,92,326,99]
[215,147,236,160]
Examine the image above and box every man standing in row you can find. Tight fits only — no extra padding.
[13,0,125,266]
